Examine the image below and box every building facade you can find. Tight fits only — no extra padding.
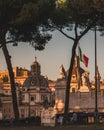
[1,58,52,120]
[19,57,52,118]
[1,56,104,122]
[54,56,104,116]
[0,67,29,85]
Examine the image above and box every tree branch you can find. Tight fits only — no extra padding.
[78,22,95,41]
[6,40,15,44]
[49,24,75,41]
[74,23,78,39]
[58,28,75,41]
[0,40,16,48]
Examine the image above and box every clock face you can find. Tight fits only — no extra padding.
[31,80,36,85]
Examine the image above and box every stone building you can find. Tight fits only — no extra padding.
[1,58,52,120]
[0,64,30,120]
[1,55,104,122]
[54,56,104,116]
[1,96,14,119]
[19,57,52,118]
[0,67,29,85]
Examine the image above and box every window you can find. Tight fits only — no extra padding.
[31,96,34,101]
[5,90,8,93]
[72,74,76,80]
[30,95,36,101]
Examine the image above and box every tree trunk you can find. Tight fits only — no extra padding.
[64,39,78,116]
[0,30,19,120]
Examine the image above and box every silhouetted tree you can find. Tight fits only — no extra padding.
[32,0,104,118]
[0,0,104,121]
[0,0,54,120]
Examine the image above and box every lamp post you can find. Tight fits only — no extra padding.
[94,27,98,123]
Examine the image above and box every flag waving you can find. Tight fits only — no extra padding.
[82,54,89,67]
[78,47,89,67]
[79,46,83,62]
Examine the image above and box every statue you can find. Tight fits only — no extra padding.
[81,71,90,86]
[81,73,86,86]
[59,64,66,79]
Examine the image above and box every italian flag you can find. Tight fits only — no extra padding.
[79,47,89,67]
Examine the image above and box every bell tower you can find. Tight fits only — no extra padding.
[31,57,41,75]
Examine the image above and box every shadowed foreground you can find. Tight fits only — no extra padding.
[0,125,104,130]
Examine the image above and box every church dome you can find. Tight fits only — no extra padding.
[23,75,48,88]
[23,57,48,88]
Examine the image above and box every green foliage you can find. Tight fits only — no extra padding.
[0,0,104,48]
[46,0,104,116]
[0,0,104,120]
[50,0,104,34]
[15,3,38,26]
[51,7,69,27]
[67,0,104,25]
[31,33,52,50]
[0,0,53,49]
[37,0,55,24]
[0,0,54,120]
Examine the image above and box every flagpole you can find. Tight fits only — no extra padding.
[94,27,98,123]
[77,43,81,89]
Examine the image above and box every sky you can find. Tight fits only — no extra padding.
[0,30,104,81]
